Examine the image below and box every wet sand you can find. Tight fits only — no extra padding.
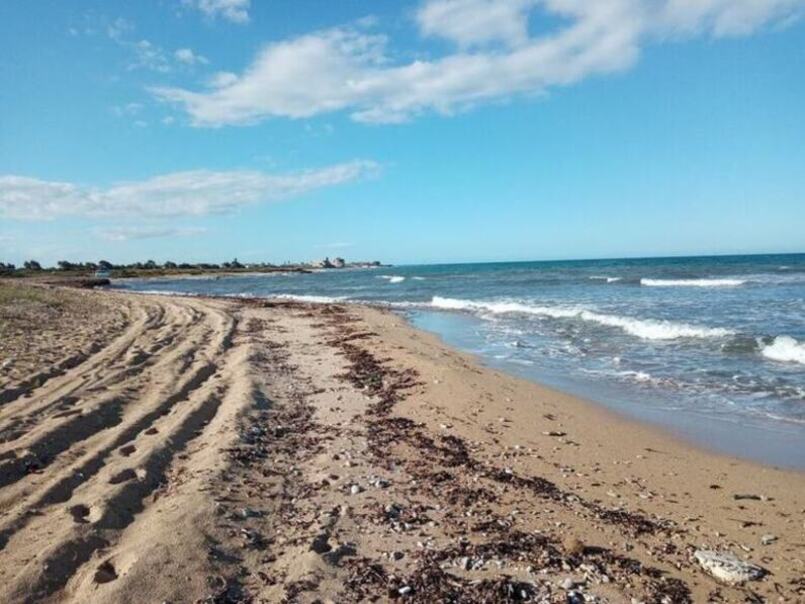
[0,282,802,603]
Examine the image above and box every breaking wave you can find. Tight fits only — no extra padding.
[640,278,745,288]
[761,336,805,365]
[378,275,406,284]
[272,294,348,303]
[430,297,733,341]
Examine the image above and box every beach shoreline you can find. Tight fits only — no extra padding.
[0,283,802,602]
[405,308,805,472]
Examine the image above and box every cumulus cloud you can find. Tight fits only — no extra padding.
[96,225,208,241]
[182,0,250,24]
[0,161,379,220]
[153,0,804,126]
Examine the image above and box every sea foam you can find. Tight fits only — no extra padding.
[761,336,805,365]
[378,275,406,284]
[273,294,348,303]
[641,278,745,287]
[431,297,733,340]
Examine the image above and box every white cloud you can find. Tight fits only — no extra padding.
[417,0,538,48]
[107,20,208,73]
[153,0,805,126]
[175,48,209,65]
[129,39,172,73]
[207,71,239,88]
[96,226,208,241]
[656,0,804,37]
[107,17,134,41]
[182,0,250,24]
[0,161,379,220]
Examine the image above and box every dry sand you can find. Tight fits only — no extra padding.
[0,282,802,603]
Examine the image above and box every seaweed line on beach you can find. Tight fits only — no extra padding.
[315,304,693,603]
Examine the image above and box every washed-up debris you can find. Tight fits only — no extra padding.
[315,306,693,602]
[760,534,777,545]
[693,550,766,585]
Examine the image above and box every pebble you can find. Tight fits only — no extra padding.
[349,484,363,495]
[760,534,778,545]
[398,585,412,596]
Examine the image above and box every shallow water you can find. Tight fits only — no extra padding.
[118,253,805,468]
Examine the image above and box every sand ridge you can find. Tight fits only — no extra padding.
[0,286,802,602]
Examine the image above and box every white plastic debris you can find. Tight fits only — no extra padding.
[694,550,765,585]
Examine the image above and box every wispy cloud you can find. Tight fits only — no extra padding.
[417,0,538,49]
[95,225,208,241]
[128,39,172,73]
[175,48,209,65]
[112,102,144,117]
[154,0,805,126]
[0,161,380,220]
[182,0,251,24]
[105,17,208,73]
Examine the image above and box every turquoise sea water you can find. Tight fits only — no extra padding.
[118,254,805,468]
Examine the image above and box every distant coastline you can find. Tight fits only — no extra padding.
[0,256,389,285]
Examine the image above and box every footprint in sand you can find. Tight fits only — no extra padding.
[94,560,118,584]
[68,504,90,523]
[108,469,137,484]
[118,444,136,457]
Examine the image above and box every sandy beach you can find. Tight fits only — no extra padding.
[0,282,803,603]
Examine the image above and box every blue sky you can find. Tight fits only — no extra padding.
[1,0,804,266]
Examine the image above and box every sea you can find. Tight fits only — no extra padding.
[117,254,805,468]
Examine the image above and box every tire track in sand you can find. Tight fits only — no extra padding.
[0,296,237,600]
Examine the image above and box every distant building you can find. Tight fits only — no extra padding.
[332,257,346,268]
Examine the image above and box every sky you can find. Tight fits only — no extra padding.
[1,0,804,267]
